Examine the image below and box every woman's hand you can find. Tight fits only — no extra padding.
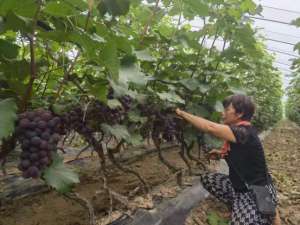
[208,149,222,160]
[175,108,184,117]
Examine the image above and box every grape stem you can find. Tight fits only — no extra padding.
[107,139,150,193]
[179,141,192,175]
[21,0,42,111]
[64,192,96,225]
[153,137,183,186]
[74,144,91,160]
[184,141,207,172]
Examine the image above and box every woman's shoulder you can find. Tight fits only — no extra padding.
[229,124,255,144]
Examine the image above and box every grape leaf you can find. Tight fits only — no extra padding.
[100,39,119,80]
[157,92,185,104]
[214,101,224,112]
[0,98,17,140]
[0,39,20,60]
[119,64,149,86]
[101,124,130,140]
[107,99,122,109]
[179,78,200,91]
[129,133,143,146]
[88,81,108,102]
[128,111,147,123]
[0,0,38,18]
[44,1,79,17]
[134,49,156,61]
[43,153,79,193]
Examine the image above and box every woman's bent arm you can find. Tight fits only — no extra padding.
[176,109,236,143]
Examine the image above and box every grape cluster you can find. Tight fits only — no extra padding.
[15,109,63,178]
[119,95,132,112]
[138,103,180,142]
[88,101,123,125]
[152,113,178,141]
[61,107,93,136]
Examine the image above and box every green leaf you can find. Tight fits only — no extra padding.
[294,42,300,54]
[100,39,119,80]
[199,84,210,93]
[101,124,130,140]
[44,1,79,17]
[240,0,257,13]
[157,23,175,39]
[135,49,156,61]
[38,31,69,42]
[70,31,105,60]
[109,79,137,98]
[179,78,200,91]
[157,92,185,104]
[51,104,67,115]
[88,81,108,102]
[43,153,80,193]
[183,0,209,19]
[186,104,209,117]
[207,212,219,225]
[214,101,224,112]
[0,39,20,60]
[2,11,32,33]
[183,126,198,146]
[128,111,147,123]
[0,98,17,139]
[119,64,149,86]
[65,0,88,11]
[129,133,143,146]
[107,99,122,109]
[207,211,229,225]
[116,36,132,54]
[229,87,247,95]
[0,59,30,81]
[292,18,300,27]
[0,0,38,18]
[98,0,130,17]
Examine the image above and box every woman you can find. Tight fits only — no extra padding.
[175,94,280,225]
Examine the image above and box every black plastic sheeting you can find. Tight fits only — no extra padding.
[108,178,209,225]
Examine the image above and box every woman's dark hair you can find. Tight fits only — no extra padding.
[222,94,255,121]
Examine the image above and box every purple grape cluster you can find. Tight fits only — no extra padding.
[91,101,123,124]
[61,107,93,137]
[138,104,180,142]
[15,109,63,178]
[119,95,132,112]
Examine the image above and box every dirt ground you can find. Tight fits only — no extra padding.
[0,145,193,225]
[0,120,299,225]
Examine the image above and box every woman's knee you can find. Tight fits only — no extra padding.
[200,172,219,188]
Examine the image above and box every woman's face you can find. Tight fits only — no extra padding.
[222,103,243,125]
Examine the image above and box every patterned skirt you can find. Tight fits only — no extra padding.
[200,173,278,225]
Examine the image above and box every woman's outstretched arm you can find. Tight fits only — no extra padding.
[176,108,236,143]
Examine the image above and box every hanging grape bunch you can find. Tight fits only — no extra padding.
[89,87,132,124]
[152,112,179,142]
[138,103,179,142]
[119,95,132,112]
[161,116,178,141]
[61,107,94,141]
[86,97,132,126]
[15,109,62,178]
